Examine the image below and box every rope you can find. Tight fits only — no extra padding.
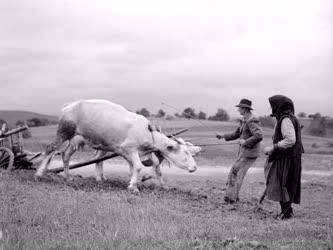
[161,102,221,135]
[195,142,240,147]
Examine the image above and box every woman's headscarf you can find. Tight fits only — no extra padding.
[269,95,295,120]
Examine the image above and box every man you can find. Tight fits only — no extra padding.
[216,99,263,203]
[263,95,303,219]
[0,124,6,137]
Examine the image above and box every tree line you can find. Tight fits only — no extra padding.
[136,107,230,121]
[0,117,58,129]
[136,107,333,137]
[1,109,332,138]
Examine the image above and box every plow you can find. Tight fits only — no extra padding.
[0,125,192,173]
[0,123,266,203]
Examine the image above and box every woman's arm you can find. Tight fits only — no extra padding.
[275,118,296,149]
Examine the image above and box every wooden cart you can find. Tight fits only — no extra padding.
[0,124,41,170]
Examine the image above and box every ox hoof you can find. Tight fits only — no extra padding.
[161,185,170,190]
[64,175,74,182]
[141,174,153,182]
[34,175,41,181]
[96,176,107,182]
[128,186,140,194]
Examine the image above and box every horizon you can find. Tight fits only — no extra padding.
[0,106,330,120]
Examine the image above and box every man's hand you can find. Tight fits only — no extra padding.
[263,146,274,155]
[239,139,246,146]
[216,133,224,140]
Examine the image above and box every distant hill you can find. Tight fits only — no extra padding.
[0,110,58,127]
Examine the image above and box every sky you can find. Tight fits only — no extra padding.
[0,0,332,118]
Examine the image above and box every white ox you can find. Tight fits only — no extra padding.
[34,99,198,192]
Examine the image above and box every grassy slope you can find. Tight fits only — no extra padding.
[1,119,332,249]
[0,110,58,127]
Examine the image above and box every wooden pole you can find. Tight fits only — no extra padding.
[258,189,266,204]
[49,153,119,173]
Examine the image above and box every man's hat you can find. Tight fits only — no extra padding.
[235,99,253,110]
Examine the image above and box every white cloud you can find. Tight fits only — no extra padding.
[0,0,332,117]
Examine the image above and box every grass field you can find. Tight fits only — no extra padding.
[1,119,332,249]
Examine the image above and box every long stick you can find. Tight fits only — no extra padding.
[161,102,220,134]
[195,142,240,146]
[259,189,266,204]
[49,153,119,173]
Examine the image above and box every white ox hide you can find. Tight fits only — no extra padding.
[34,99,197,192]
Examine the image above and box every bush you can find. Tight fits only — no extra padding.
[136,108,150,118]
[26,117,52,127]
[165,115,173,120]
[156,109,166,118]
[258,116,276,128]
[22,129,32,139]
[182,108,196,119]
[307,118,327,137]
[197,111,207,120]
[308,113,321,120]
[208,108,229,121]
[297,112,307,118]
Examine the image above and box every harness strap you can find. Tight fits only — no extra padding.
[148,124,156,149]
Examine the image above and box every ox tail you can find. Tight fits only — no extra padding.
[34,136,68,179]
[35,151,57,178]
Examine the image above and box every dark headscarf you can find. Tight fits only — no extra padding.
[269,95,295,120]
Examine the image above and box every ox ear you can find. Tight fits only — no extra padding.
[177,138,186,144]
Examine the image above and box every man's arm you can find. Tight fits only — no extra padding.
[217,127,241,141]
[243,120,263,147]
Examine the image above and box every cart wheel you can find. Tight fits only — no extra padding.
[0,147,14,171]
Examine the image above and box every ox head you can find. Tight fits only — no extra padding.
[154,132,199,172]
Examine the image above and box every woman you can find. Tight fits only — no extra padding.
[263,95,303,219]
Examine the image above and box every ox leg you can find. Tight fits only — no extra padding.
[141,154,168,188]
[95,150,107,182]
[127,152,143,193]
[154,163,168,189]
[61,143,76,180]
[151,153,168,189]
[141,170,154,182]
[141,153,158,182]
[35,119,77,180]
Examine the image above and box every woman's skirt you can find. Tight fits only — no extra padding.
[266,157,302,204]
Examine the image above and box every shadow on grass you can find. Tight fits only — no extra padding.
[3,169,280,222]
